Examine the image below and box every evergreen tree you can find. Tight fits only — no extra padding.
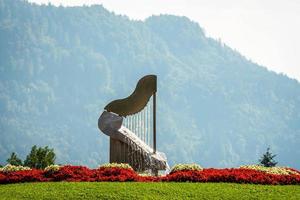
[259,147,278,167]
[6,152,23,166]
[24,145,56,169]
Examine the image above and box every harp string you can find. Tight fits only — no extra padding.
[143,107,146,144]
[120,96,155,171]
[122,97,154,148]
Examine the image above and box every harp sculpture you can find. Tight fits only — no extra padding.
[98,75,168,174]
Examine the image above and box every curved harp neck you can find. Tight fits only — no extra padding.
[104,75,157,117]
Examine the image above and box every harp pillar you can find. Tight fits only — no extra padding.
[153,91,156,154]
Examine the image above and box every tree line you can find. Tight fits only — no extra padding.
[0,146,277,168]
[1,145,56,169]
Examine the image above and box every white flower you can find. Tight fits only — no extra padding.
[171,163,203,173]
[44,164,60,172]
[240,165,299,175]
[99,163,133,169]
[0,164,31,172]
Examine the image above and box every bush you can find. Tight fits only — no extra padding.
[170,164,203,173]
[24,145,56,169]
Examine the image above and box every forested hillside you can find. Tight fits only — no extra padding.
[1,0,300,168]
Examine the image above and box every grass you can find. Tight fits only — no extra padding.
[0,182,299,200]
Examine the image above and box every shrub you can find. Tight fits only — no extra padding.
[170,164,203,173]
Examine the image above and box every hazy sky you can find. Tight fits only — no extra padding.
[28,0,300,81]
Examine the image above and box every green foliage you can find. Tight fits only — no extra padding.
[6,152,22,166]
[24,145,56,169]
[0,182,300,200]
[259,147,278,167]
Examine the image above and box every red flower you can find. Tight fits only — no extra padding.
[2,169,45,184]
[1,165,300,185]
[93,167,138,182]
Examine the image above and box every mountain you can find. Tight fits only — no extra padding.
[0,0,300,168]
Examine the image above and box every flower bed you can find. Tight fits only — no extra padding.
[1,164,300,185]
[0,164,31,172]
[99,163,133,170]
[239,165,299,175]
[0,164,139,184]
[170,164,203,173]
[0,169,45,183]
[164,168,300,185]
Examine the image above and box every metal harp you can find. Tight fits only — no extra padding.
[98,75,167,174]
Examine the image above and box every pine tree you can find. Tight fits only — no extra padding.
[259,147,278,167]
[7,152,23,166]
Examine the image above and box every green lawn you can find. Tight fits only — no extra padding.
[0,182,299,200]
